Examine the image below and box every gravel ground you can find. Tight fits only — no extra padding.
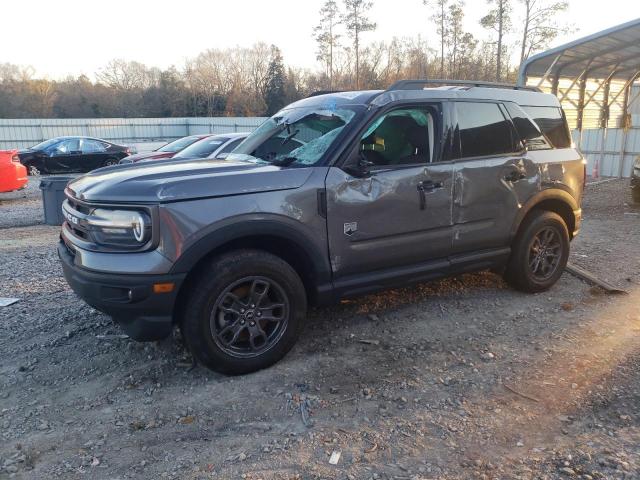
[1,178,639,479]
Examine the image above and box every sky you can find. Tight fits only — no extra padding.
[2,0,639,79]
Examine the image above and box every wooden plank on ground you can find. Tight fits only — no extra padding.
[565,263,628,295]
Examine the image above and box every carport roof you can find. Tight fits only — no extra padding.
[517,18,640,85]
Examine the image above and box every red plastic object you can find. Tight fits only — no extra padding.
[0,149,28,193]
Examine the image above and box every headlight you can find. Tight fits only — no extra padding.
[87,209,151,248]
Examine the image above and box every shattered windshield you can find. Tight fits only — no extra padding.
[227,105,361,167]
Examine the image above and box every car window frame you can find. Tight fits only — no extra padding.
[451,99,524,162]
[338,101,448,174]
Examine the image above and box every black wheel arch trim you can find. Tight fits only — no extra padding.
[509,188,579,239]
[169,217,333,294]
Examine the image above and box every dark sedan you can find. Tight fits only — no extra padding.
[19,136,133,175]
[118,134,210,164]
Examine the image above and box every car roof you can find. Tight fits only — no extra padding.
[294,84,560,109]
[196,132,250,141]
[371,86,560,108]
[50,136,115,143]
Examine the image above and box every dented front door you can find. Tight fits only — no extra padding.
[325,164,454,277]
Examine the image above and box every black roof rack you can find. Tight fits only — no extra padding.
[386,79,542,93]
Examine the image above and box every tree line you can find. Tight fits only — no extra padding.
[0,0,568,119]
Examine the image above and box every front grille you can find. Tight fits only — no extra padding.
[62,191,95,245]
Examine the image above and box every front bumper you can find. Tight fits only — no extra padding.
[58,241,186,341]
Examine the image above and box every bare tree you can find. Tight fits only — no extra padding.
[314,0,342,89]
[481,0,512,82]
[424,0,449,78]
[342,0,377,89]
[96,59,157,90]
[519,0,568,64]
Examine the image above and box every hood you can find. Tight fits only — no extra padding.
[67,158,314,204]
[122,151,174,162]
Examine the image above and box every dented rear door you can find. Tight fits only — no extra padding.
[451,101,539,253]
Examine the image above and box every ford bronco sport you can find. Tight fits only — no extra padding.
[59,80,585,374]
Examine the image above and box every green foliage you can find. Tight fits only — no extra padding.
[264,46,288,116]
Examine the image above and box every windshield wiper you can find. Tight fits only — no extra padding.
[270,157,298,167]
[281,129,300,146]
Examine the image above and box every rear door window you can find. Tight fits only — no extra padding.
[521,106,572,148]
[81,139,107,153]
[456,102,517,158]
[217,138,244,156]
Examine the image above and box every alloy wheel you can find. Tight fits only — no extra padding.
[209,276,289,358]
[528,226,563,281]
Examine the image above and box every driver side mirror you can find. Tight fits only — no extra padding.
[343,151,374,178]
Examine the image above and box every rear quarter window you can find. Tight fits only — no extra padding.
[504,103,551,151]
[521,106,572,148]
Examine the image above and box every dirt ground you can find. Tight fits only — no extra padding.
[1,177,639,480]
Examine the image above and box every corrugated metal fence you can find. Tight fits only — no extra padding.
[574,128,640,177]
[1,117,639,177]
[0,117,267,150]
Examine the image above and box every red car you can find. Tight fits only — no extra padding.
[0,149,27,193]
[118,135,211,164]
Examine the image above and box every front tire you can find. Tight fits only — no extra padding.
[180,250,307,375]
[504,210,570,293]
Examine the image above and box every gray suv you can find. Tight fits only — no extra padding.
[58,80,585,374]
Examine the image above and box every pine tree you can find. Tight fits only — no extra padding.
[423,0,449,78]
[481,0,512,82]
[342,0,377,89]
[314,0,342,89]
[263,46,287,116]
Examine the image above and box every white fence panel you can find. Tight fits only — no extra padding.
[0,117,267,150]
[572,127,640,178]
[2,118,639,178]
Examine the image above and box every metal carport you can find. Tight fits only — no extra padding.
[517,18,640,177]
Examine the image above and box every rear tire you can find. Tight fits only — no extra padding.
[632,187,640,204]
[504,210,570,293]
[180,250,307,375]
[103,158,118,167]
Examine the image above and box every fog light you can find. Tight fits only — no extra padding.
[153,282,175,294]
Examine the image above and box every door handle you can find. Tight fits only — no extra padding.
[417,180,443,210]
